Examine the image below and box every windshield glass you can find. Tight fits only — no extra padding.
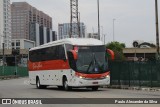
[75,46,108,74]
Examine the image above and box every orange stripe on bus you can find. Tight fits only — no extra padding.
[28,60,70,71]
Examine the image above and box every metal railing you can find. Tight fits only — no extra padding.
[0,66,28,77]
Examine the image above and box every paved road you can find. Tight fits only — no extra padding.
[0,77,160,107]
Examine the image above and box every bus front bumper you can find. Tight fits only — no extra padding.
[69,76,110,87]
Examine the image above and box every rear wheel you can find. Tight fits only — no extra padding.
[36,77,47,89]
[91,86,99,91]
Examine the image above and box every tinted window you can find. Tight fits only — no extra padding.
[29,45,66,62]
[59,45,65,59]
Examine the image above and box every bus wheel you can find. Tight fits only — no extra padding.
[91,86,99,91]
[36,77,46,89]
[63,78,71,91]
[57,86,63,90]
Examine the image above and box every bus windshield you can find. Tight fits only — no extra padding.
[75,46,108,74]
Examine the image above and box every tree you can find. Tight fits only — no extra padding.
[106,41,126,60]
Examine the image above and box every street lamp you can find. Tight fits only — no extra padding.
[104,34,106,45]
[113,19,116,42]
[101,26,103,41]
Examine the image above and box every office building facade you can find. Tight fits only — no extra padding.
[11,2,54,46]
[0,0,12,49]
[58,23,86,40]
[12,39,35,50]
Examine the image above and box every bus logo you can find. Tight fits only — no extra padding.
[33,62,42,70]
[2,99,11,104]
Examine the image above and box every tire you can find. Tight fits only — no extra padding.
[36,77,47,89]
[57,86,63,90]
[63,77,71,91]
[91,86,99,91]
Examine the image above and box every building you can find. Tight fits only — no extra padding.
[11,2,54,46]
[0,39,35,66]
[12,39,35,50]
[29,22,56,46]
[0,0,12,49]
[122,41,157,61]
[87,33,99,39]
[58,23,86,40]
[123,48,158,61]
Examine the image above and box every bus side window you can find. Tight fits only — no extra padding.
[59,45,66,60]
[41,48,47,61]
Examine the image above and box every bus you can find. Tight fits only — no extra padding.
[28,38,114,91]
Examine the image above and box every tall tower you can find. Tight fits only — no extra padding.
[70,0,80,38]
[0,0,11,49]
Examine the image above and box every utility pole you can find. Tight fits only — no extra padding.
[70,0,80,38]
[97,0,100,40]
[2,43,5,75]
[113,19,116,42]
[155,0,160,55]
[101,26,103,41]
[78,12,81,37]
[104,34,106,45]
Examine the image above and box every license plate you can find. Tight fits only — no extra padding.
[93,82,98,84]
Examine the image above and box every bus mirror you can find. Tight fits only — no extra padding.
[106,49,115,60]
[70,50,78,60]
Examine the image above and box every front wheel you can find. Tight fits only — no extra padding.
[57,86,63,90]
[63,78,72,91]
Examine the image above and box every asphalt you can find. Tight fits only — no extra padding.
[0,77,160,107]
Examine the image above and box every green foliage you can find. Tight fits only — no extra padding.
[106,41,126,60]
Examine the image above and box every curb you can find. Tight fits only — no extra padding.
[0,75,19,80]
[106,85,160,92]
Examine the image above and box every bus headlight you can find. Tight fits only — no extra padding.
[106,75,110,78]
[79,76,85,79]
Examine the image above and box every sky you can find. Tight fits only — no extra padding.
[11,0,160,47]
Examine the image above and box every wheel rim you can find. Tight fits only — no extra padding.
[37,80,40,88]
[64,81,68,90]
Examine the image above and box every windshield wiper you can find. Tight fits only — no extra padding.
[86,59,93,74]
[86,53,95,73]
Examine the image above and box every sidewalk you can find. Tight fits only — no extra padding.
[106,85,160,92]
[0,75,19,80]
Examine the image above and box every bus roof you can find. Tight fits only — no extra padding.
[30,38,103,51]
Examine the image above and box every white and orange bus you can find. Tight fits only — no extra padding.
[28,38,114,91]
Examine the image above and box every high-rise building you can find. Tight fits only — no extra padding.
[11,2,54,46]
[58,23,86,40]
[29,22,55,46]
[87,33,99,40]
[0,0,11,49]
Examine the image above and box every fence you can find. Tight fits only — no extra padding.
[1,62,160,87]
[109,61,160,87]
[0,66,28,77]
